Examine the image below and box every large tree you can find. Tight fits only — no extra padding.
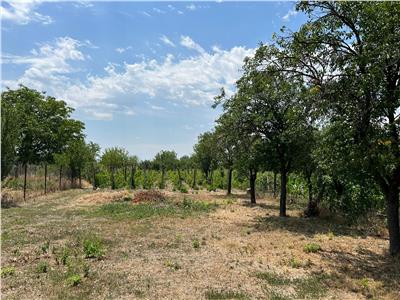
[100,147,128,190]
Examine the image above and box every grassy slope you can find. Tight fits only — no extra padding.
[1,189,399,299]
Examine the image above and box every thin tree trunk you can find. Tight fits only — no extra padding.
[192,169,197,188]
[273,172,277,198]
[44,163,47,194]
[227,168,232,195]
[23,164,27,201]
[59,166,62,190]
[92,166,96,190]
[385,184,400,255]
[14,164,19,178]
[111,167,115,190]
[161,169,165,189]
[249,169,257,204]
[124,166,127,182]
[130,166,135,189]
[79,168,82,189]
[280,169,287,217]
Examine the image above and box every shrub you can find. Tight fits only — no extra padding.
[66,274,81,286]
[37,261,49,273]
[1,266,15,277]
[133,190,166,203]
[303,243,321,253]
[180,186,188,193]
[83,237,105,258]
[192,238,200,249]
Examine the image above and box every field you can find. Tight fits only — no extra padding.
[1,189,399,300]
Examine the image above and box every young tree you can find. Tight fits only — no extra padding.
[153,150,178,189]
[193,132,217,185]
[101,147,128,190]
[127,155,139,189]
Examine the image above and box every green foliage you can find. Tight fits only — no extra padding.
[192,238,200,249]
[83,237,105,259]
[303,243,321,253]
[66,274,82,286]
[37,261,49,273]
[205,289,249,300]
[1,266,15,278]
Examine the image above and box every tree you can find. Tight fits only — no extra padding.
[277,2,400,255]
[153,150,178,189]
[101,147,128,190]
[65,139,90,188]
[86,142,100,190]
[193,132,217,185]
[54,153,68,190]
[127,155,139,189]
[139,160,152,189]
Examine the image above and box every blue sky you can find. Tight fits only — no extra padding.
[1,1,306,159]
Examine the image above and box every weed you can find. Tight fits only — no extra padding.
[192,238,200,249]
[180,186,188,193]
[205,288,248,299]
[1,266,15,277]
[165,260,182,270]
[289,257,302,268]
[37,261,49,273]
[40,240,50,253]
[83,236,105,258]
[256,272,291,286]
[66,274,81,286]
[303,243,321,253]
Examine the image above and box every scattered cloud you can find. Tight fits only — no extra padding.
[115,46,132,53]
[1,0,53,25]
[180,35,205,54]
[3,36,255,120]
[186,4,196,11]
[152,7,165,14]
[160,35,175,47]
[282,8,298,22]
[140,11,151,17]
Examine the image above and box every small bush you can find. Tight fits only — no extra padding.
[180,186,188,193]
[303,243,321,253]
[165,260,182,270]
[37,261,49,273]
[1,266,15,277]
[66,274,81,286]
[289,257,302,268]
[40,240,50,253]
[192,238,200,249]
[133,190,166,203]
[83,237,105,258]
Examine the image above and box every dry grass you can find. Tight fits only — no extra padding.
[1,188,399,299]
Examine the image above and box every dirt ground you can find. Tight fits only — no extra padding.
[1,189,399,299]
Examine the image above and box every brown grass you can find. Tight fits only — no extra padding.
[1,188,399,299]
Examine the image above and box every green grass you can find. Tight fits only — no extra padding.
[83,236,105,259]
[205,289,249,300]
[1,266,16,278]
[87,199,217,220]
[256,271,329,299]
[303,243,322,253]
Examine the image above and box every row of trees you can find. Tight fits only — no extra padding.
[192,2,399,255]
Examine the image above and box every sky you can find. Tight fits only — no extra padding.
[1,0,306,159]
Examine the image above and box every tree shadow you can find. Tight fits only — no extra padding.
[252,214,365,238]
[321,247,400,291]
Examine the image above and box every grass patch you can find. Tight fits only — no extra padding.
[37,261,49,273]
[205,288,249,299]
[1,266,16,278]
[303,243,321,253]
[66,274,82,286]
[87,199,217,220]
[257,271,329,299]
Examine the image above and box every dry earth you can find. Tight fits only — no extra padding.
[1,189,399,299]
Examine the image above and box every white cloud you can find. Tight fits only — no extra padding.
[115,46,132,53]
[186,4,196,11]
[180,35,205,54]
[3,36,255,120]
[140,11,151,17]
[150,105,165,111]
[160,35,175,47]
[152,7,165,14]
[283,8,298,22]
[0,0,53,25]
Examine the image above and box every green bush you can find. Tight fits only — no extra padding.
[66,274,81,286]
[83,237,105,258]
[1,266,15,277]
[37,261,49,273]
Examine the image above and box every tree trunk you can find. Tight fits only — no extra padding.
[161,169,165,189]
[124,166,127,182]
[192,169,197,188]
[44,163,47,194]
[23,164,27,201]
[227,168,233,195]
[111,167,115,190]
[177,168,182,188]
[92,166,96,190]
[14,164,19,178]
[130,166,135,189]
[59,166,62,190]
[249,169,257,204]
[385,184,400,255]
[273,172,277,198]
[79,168,82,189]
[280,169,287,217]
